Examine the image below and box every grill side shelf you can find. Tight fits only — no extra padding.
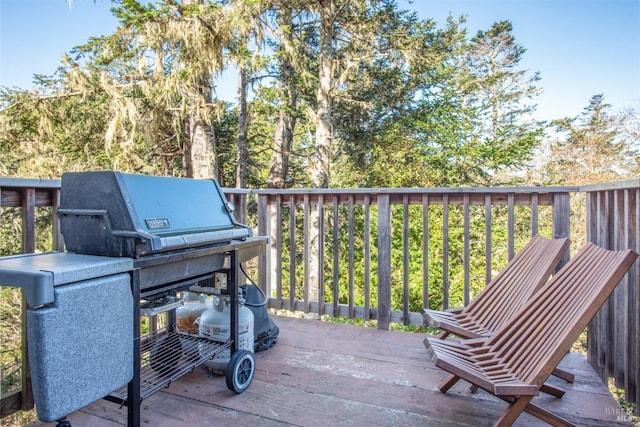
[108,331,231,402]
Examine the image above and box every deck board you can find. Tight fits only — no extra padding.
[27,316,632,427]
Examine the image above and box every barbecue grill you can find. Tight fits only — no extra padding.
[0,171,268,427]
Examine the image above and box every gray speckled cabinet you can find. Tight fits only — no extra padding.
[0,252,134,422]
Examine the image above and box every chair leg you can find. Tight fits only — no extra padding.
[438,374,460,393]
[540,383,565,398]
[437,330,450,339]
[493,396,533,427]
[552,367,575,383]
[524,402,577,427]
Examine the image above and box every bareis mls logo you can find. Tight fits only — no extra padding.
[605,407,637,422]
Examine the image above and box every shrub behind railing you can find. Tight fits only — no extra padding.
[226,187,572,329]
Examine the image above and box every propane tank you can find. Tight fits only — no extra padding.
[176,292,209,354]
[176,292,208,334]
[198,296,254,373]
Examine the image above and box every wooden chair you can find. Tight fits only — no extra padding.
[424,242,637,427]
[424,235,574,389]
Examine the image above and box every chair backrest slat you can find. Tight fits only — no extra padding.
[464,235,570,332]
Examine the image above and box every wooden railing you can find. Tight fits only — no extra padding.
[583,179,640,409]
[1,177,639,417]
[226,188,573,328]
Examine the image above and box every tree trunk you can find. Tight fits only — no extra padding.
[307,2,337,305]
[185,115,218,179]
[269,112,295,189]
[235,65,250,224]
[312,9,334,189]
[237,65,249,189]
[182,0,218,181]
[268,7,297,190]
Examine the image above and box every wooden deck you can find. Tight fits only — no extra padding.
[28,316,632,427]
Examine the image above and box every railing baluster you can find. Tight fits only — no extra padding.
[402,195,409,325]
[377,194,391,330]
[317,194,325,316]
[594,191,608,380]
[613,189,626,386]
[442,195,450,310]
[422,194,429,312]
[22,188,36,254]
[587,191,598,370]
[364,195,371,320]
[20,188,36,411]
[52,188,64,251]
[274,195,283,308]
[553,192,571,242]
[624,189,637,403]
[288,195,296,312]
[332,195,339,317]
[348,195,355,319]
[257,194,269,297]
[303,194,310,312]
[531,193,539,237]
[635,188,640,410]
[484,194,492,286]
[463,194,470,306]
[507,193,515,260]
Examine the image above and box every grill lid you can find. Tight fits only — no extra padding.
[58,171,251,258]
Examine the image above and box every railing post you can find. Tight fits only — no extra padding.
[552,192,571,267]
[21,188,35,411]
[52,188,64,251]
[317,194,325,316]
[22,188,36,254]
[237,193,248,226]
[422,194,429,312]
[377,194,391,330]
[257,194,269,297]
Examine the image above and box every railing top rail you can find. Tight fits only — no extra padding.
[223,185,579,195]
[0,178,61,188]
[6,176,626,195]
[579,178,640,192]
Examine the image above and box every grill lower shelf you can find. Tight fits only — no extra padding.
[110,330,230,402]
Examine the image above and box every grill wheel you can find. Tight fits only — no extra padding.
[225,350,255,393]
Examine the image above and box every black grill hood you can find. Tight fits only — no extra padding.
[58,171,251,258]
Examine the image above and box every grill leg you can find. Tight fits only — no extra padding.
[128,268,141,427]
[56,418,72,427]
[230,249,239,354]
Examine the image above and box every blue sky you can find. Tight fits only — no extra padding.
[1,0,638,122]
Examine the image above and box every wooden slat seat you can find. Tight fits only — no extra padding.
[424,242,637,427]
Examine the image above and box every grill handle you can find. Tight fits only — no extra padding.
[0,268,54,307]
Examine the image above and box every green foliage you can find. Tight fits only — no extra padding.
[1,287,22,394]
[541,94,640,185]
